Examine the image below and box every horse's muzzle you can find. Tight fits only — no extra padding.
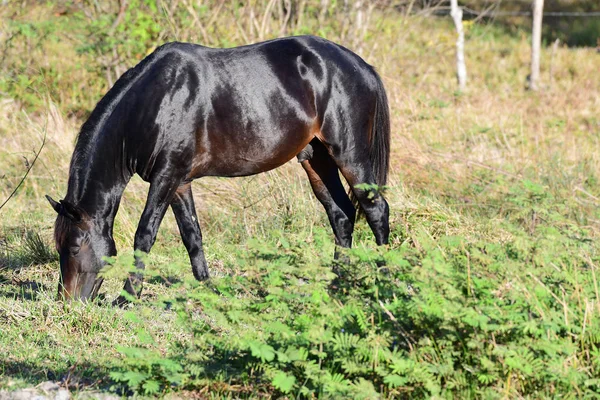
[57,272,104,301]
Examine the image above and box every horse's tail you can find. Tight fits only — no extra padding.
[351,70,390,212]
[370,70,391,190]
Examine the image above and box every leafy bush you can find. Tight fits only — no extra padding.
[108,180,600,397]
[1,2,599,398]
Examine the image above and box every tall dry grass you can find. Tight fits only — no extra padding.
[1,4,599,396]
[0,3,599,259]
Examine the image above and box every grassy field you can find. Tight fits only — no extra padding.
[1,1,600,398]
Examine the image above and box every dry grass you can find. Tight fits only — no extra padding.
[1,10,598,279]
[1,5,599,395]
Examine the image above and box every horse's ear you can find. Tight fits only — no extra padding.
[46,196,83,223]
[46,195,61,214]
[59,200,83,223]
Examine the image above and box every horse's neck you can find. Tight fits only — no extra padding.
[65,132,131,225]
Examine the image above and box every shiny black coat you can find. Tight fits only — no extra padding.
[47,36,390,301]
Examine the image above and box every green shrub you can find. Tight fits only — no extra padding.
[108,188,600,397]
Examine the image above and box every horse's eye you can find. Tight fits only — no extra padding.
[69,246,80,256]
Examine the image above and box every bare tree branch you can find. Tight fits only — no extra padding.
[110,0,129,34]
[0,130,47,213]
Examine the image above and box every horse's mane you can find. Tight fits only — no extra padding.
[69,44,172,175]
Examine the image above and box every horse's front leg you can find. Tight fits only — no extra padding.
[114,177,181,306]
[171,183,209,281]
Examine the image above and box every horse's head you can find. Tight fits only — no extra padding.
[46,195,115,300]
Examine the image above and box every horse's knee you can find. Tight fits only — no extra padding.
[364,195,389,220]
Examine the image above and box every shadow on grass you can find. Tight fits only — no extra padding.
[0,277,48,301]
[0,359,118,393]
[146,274,182,287]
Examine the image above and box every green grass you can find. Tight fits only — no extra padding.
[1,1,600,398]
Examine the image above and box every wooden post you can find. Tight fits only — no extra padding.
[530,0,545,91]
[450,0,467,91]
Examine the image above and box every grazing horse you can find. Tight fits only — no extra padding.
[46,35,390,302]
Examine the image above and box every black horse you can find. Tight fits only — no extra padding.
[46,35,390,302]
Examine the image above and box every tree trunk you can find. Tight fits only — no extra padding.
[450,0,467,91]
[529,0,545,91]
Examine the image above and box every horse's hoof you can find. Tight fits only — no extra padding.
[193,269,210,281]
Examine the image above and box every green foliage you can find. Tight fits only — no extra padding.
[354,183,388,200]
[1,1,600,398]
[107,196,600,397]
[0,0,379,114]
[109,345,186,395]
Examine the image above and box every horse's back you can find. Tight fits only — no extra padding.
[113,37,379,180]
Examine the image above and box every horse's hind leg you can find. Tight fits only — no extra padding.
[323,139,390,246]
[339,162,389,246]
[301,140,356,250]
[171,183,209,281]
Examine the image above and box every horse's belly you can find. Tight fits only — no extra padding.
[203,154,292,177]
[189,128,314,178]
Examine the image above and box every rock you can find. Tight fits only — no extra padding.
[0,383,70,400]
[54,390,69,400]
[75,392,120,400]
[0,388,47,400]
[37,382,59,394]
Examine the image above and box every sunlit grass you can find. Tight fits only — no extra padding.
[1,2,599,397]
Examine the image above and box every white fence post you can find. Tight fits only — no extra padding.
[450,0,467,91]
[530,0,545,90]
